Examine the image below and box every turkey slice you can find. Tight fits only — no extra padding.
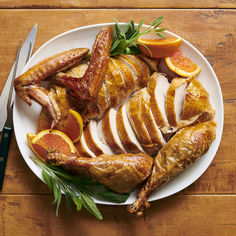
[116,104,145,154]
[97,80,110,119]
[102,108,126,154]
[104,67,118,108]
[84,120,114,156]
[126,55,150,88]
[138,55,159,72]
[75,132,96,158]
[147,72,170,133]
[139,88,166,150]
[112,57,135,97]
[118,54,142,90]
[97,119,115,154]
[166,78,187,129]
[178,78,215,129]
[109,59,127,104]
[126,90,158,156]
[70,61,88,78]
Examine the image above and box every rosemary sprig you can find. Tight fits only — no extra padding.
[110,16,166,56]
[30,156,130,219]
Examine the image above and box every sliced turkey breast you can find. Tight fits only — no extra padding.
[75,132,96,158]
[118,54,142,90]
[147,72,170,133]
[102,108,126,154]
[109,59,127,104]
[104,67,118,108]
[61,69,74,77]
[97,119,115,154]
[150,109,167,145]
[126,55,150,88]
[138,55,159,72]
[96,81,110,119]
[84,120,113,155]
[139,88,166,150]
[70,61,89,78]
[112,57,135,97]
[126,90,158,156]
[116,104,145,154]
[54,62,88,81]
[56,61,88,78]
[166,78,187,128]
[178,78,215,129]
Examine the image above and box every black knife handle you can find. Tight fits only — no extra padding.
[0,126,12,190]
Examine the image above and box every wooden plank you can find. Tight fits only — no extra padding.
[0,194,236,235]
[0,9,235,195]
[0,0,235,9]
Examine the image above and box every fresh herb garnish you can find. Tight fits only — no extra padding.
[110,16,166,57]
[30,156,130,219]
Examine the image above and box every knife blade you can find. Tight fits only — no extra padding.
[0,24,37,131]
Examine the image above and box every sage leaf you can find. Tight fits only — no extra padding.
[98,192,130,203]
[42,170,53,191]
[156,32,166,39]
[110,17,166,56]
[72,197,83,211]
[80,192,103,220]
[52,182,59,204]
[65,192,72,212]
[56,187,62,217]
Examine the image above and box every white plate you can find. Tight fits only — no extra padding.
[13,23,224,205]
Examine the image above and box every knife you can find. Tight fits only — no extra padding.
[0,25,37,190]
[0,24,37,131]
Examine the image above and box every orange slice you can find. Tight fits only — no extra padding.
[27,133,36,152]
[27,129,76,162]
[165,49,201,77]
[137,37,182,58]
[37,109,83,143]
[62,109,83,143]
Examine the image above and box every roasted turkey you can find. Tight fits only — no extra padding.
[14,26,217,216]
[127,121,216,216]
[46,151,154,194]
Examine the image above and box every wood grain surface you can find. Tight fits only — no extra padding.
[0,7,235,236]
[0,0,235,9]
[1,195,236,235]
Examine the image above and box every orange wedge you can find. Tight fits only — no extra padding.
[137,37,182,58]
[165,49,201,77]
[27,129,76,162]
[37,109,83,143]
[62,109,83,143]
[27,133,36,152]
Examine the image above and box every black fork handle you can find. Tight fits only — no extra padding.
[0,126,12,190]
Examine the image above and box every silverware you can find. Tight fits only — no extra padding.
[0,25,37,190]
[0,24,37,131]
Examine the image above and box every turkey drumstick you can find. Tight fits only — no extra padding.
[127,121,216,216]
[46,151,154,194]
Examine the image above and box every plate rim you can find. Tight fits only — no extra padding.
[13,22,224,205]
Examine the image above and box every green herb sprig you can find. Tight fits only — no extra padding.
[30,156,130,220]
[110,16,166,57]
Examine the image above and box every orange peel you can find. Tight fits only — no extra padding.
[27,129,76,162]
[62,109,83,143]
[137,37,182,58]
[164,49,201,77]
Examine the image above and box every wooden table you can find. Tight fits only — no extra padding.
[0,1,235,235]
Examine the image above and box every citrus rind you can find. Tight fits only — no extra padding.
[165,56,201,77]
